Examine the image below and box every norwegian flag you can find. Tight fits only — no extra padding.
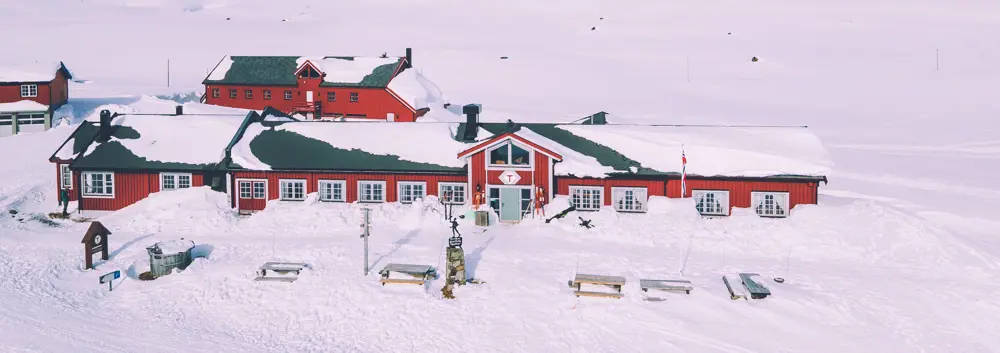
[681,147,687,197]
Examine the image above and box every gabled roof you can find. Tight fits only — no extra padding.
[50,121,100,163]
[202,56,404,88]
[456,132,563,161]
[0,61,73,83]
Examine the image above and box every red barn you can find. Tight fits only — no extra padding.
[0,62,73,137]
[202,48,440,122]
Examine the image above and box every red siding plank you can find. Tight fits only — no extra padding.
[203,84,416,122]
[80,172,206,211]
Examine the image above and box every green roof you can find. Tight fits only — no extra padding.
[239,129,465,173]
[50,121,99,161]
[203,56,403,88]
[70,125,219,172]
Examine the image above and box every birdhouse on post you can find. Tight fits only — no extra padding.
[81,221,111,270]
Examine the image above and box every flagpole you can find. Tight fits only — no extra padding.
[681,144,687,198]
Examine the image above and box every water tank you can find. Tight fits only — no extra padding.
[146,240,195,278]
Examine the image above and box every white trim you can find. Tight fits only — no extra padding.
[439,182,467,205]
[568,185,603,211]
[234,178,268,210]
[81,171,115,198]
[459,135,562,162]
[358,180,386,203]
[20,84,37,98]
[397,181,427,204]
[278,179,307,201]
[548,157,555,202]
[318,179,347,202]
[751,191,790,218]
[159,172,193,191]
[611,186,648,213]
[59,164,72,190]
[486,140,534,169]
[692,189,730,216]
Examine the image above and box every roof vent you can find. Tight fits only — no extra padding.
[405,47,412,69]
[97,110,113,142]
[462,104,481,142]
[175,105,183,116]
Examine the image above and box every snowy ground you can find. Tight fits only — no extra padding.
[0,0,998,352]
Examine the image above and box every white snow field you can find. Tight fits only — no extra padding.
[1,0,999,352]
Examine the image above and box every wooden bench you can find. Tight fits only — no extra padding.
[379,263,437,286]
[723,275,746,300]
[255,262,310,282]
[739,273,771,299]
[570,273,625,299]
[640,279,693,294]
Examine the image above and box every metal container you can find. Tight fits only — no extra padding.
[475,211,490,227]
[146,240,195,278]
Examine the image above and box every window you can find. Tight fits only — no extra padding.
[569,186,602,211]
[488,141,530,166]
[612,187,647,213]
[318,180,346,202]
[752,191,789,218]
[520,188,532,215]
[327,92,336,102]
[693,190,729,216]
[398,182,426,204]
[359,181,385,202]
[82,172,114,197]
[239,181,252,199]
[279,179,306,201]
[488,188,500,211]
[284,90,293,100]
[253,181,265,198]
[263,90,272,100]
[245,89,253,99]
[60,165,72,189]
[350,92,359,102]
[229,89,237,99]
[299,66,321,78]
[439,183,466,204]
[160,173,192,191]
[0,115,11,126]
[17,114,45,125]
[211,88,220,98]
[239,181,266,199]
[20,84,37,98]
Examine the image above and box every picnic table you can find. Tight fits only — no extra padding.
[570,273,626,299]
[723,274,746,300]
[640,279,693,294]
[379,263,437,286]
[255,262,310,282]
[739,273,771,299]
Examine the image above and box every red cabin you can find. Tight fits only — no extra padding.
[202,48,440,122]
[0,61,72,137]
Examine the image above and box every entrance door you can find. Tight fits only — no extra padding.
[499,188,522,222]
[237,179,267,212]
[306,91,314,103]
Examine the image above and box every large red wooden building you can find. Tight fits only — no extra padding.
[0,62,73,137]
[51,105,831,221]
[202,48,440,122]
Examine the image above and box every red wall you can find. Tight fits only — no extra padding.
[666,179,818,210]
[470,152,486,192]
[204,82,416,122]
[230,171,465,210]
[0,82,51,106]
[79,172,205,211]
[48,70,69,108]
[555,177,667,206]
[533,152,550,205]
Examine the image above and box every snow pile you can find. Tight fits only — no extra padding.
[558,125,834,177]
[0,100,48,112]
[270,121,469,167]
[296,56,399,84]
[207,56,233,81]
[96,187,237,234]
[149,239,195,254]
[387,68,446,110]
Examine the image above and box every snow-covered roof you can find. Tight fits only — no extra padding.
[0,100,48,112]
[0,61,71,83]
[556,125,833,177]
[514,128,617,177]
[387,68,445,110]
[207,56,234,81]
[297,56,400,85]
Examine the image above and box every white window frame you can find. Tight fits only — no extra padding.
[279,179,306,201]
[159,172,193,191]
[82,171,114,198]
[752,191,790,218]
[611,187,647,213]
[59,164,72,190]
[244,89,253,99]
[398,181,427,204]
[20,84,37,98]
[692,189,730,216]
[350,92,359,102]
[318,180,346,202]
[211,88,220,98]
[439,182,467,205]
[569,186,603,211]
[487,140,533,168]
[358,181,386,203]
[263,90,272,100]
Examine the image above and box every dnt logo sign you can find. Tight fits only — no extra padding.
[499,170,521,185]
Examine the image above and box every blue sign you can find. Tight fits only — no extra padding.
[99,270,120,284]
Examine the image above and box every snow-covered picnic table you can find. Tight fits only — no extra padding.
[639,279,693,294]
[571,274,626,299]
[379,263,437,285]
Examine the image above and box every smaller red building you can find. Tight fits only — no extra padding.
[0,62,73,137]
[202,48,440,122]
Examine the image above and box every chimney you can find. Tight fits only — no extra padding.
[462,104,481,141]
[98,110,112,141]
[405,47,412,69]
[175,105,183,116]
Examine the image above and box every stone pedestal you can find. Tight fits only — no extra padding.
[446,246,466,285]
